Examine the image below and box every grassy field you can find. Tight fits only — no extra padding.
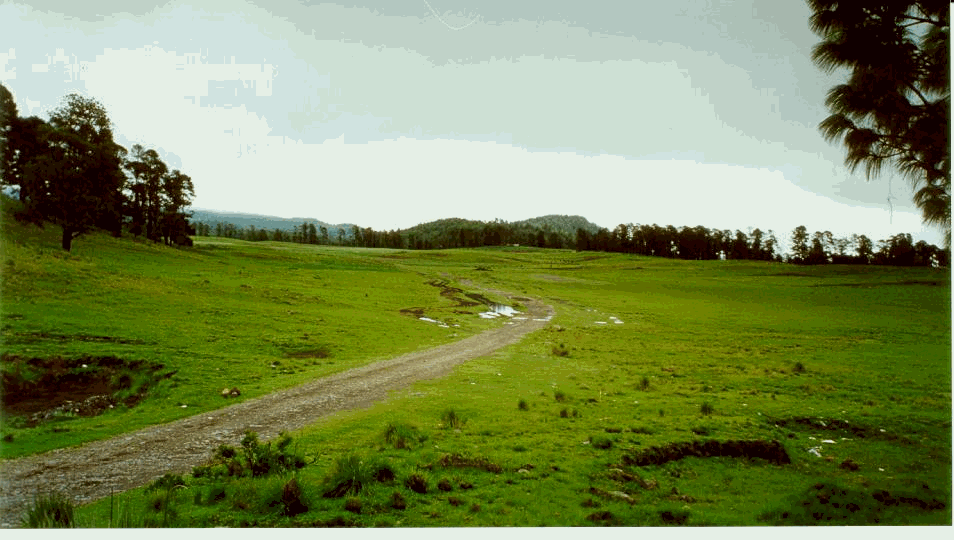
[0,197,509,459]
[2,197,951,526]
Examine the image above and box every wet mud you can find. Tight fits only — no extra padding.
[1,354,168,425]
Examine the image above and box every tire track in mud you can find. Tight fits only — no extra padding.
[0,293,553,528]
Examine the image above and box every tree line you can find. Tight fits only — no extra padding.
[1,84,195,251]
[574,222,948,267]
[575,224,781,261]
[194,217,575,250]
[194,212,948,267]
[788,226,948,267]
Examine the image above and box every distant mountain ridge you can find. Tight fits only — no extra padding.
[190,209,357,236]
[190,209,603,239]
[512,215,601,236]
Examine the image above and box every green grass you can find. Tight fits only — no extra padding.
[3,196,950,526]
[0,197,506,457]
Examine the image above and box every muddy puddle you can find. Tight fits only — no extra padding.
[1,354,170,426]
[401,280,527,325]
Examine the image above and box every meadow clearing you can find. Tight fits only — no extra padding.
[0,199,950,526]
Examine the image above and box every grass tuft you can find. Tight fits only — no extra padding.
[590,435,613,449]
[700,402,715,416]
[383,422,426,449]
[281,477,309,517]
[441,409,466,429]
[344,497,362,514]
[405,473,428,494]
[322,452,380,497]
[22,492,74,528]
[390,491,407,510]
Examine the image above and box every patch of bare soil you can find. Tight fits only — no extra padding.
[5,333,149,345]
[812,280,944,288]
[0,291,553,528]
[621,439,791,467]
[1,355,169,425]
[399,279,493,317]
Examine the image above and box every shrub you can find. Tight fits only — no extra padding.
[639,376,651,390]
[559,408,569,418]
[554,389,568,402]
[552,344,569,357]
[238,430,306,477]
[517,399,529,411]
[22,492,74,528]
[793,362,806,373]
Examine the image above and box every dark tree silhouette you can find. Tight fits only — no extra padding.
[160,169,195,245]
[809,0,950,242]
[20,94,126,251]
[125,144,168,240]
[0,83,17,192]
[790,225,810,263]
[3,116,49,206]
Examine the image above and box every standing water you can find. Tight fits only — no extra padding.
[478,304,521,319]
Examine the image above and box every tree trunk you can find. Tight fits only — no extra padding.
[61,227,74,251]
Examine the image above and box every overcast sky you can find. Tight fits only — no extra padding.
[1,0,946,249]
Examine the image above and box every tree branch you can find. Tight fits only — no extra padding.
[905,82,931,107]
[899,14,945,28]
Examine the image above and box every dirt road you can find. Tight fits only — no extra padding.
[0,295,553,527]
